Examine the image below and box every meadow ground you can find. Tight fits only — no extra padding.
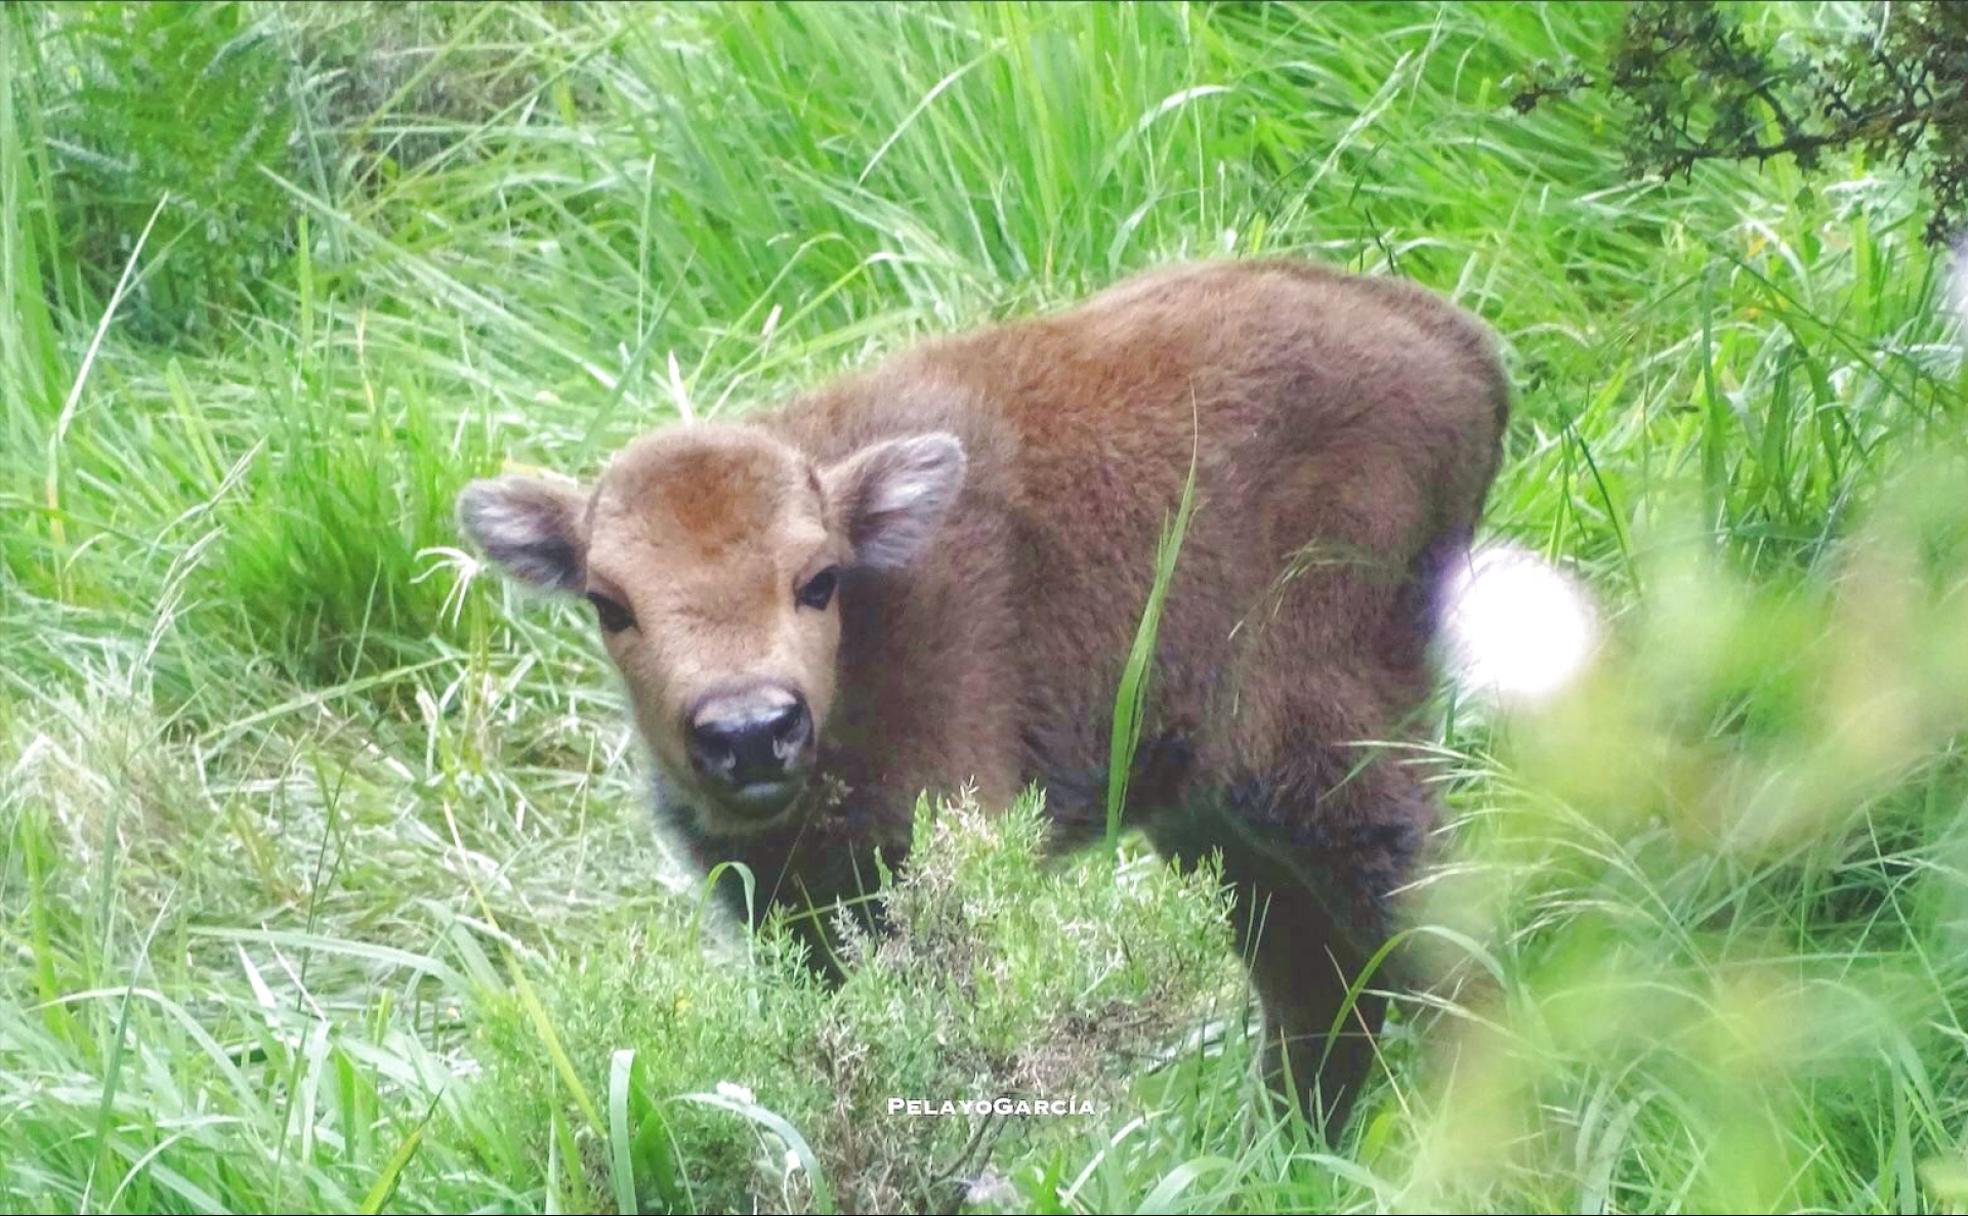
[3,2,1967,1212]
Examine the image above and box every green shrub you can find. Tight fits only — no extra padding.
[471,794,1238,1213]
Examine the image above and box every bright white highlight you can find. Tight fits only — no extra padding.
[1440,543,1599,706]
[1951,238,1968,349]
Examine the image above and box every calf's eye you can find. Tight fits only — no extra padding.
[796,566,839,611]
[585,591,634,634]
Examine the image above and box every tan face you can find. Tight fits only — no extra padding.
[458,423,965,832]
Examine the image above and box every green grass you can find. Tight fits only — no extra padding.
[3,1,1967,1211]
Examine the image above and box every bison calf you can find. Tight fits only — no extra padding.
[460,259,1507,1133]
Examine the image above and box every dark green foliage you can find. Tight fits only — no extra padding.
[1517,1,1968,242]
[26,2,304,339]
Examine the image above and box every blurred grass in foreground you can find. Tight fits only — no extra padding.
[2,1,1966,1211]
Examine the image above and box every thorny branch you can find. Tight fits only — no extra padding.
[1511,0,1968,243]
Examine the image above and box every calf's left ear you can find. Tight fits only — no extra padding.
[456,474,589,591]
[824,432,967,570]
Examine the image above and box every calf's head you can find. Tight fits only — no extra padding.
[459,423,965,829]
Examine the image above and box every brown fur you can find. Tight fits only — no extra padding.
[459,258,1508,1133]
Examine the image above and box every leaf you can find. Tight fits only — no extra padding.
[1105,420,1200,848]
[360,1096,439,1215]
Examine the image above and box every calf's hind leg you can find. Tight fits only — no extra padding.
[1147,760,1428,1136]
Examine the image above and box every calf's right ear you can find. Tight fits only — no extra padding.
[456,475,588,592]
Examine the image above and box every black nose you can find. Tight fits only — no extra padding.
[687,693,812,790]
